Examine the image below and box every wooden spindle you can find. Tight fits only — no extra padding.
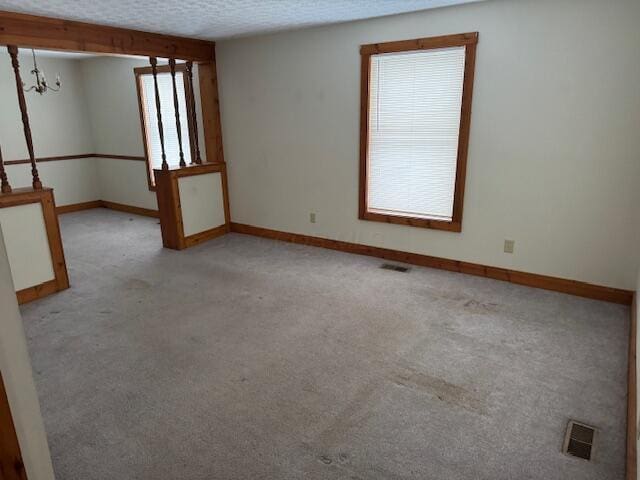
[149,57,168,170]
[0,145,11,194]
[169,59,186,167]
[185,61,202,164]
[8,45,42,190]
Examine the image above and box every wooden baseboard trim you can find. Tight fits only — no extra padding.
[184,224,228,248]
[57,200,159,218]
[100,200,159,218]
[628,293,637,480]
[55,200,103,214]
[230,222,634,305]
[16,278,60,305]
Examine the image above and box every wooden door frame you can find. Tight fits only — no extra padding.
[0,370,27,480]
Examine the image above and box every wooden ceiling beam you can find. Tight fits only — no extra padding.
[0,11,215,61]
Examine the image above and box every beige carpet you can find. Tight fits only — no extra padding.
[21,209,628,479]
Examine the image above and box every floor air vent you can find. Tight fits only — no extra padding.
[380,263,410,273]
[563,420,596,461]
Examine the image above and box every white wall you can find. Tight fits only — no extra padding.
[0,202,55,291]
[78,56,158,210]
[0,52,93,161]
[6,157,99,206]
[80,57,148,157]
[96,157,157,210]
[0,53,100,206]
[0,224,55,480]
[217,0,640,290]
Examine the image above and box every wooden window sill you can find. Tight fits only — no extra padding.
[359,210,462,232]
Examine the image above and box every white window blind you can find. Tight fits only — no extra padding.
[367,46,466,221]
[141,71,191,181]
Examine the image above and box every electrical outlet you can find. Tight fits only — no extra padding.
[504,239,515,254]
[310,212,316,223]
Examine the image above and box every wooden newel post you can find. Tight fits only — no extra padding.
[185,61,202,165]
[8,45,42,190]
[149,57,168,170]
[169,59,186,167]
[0,145,11,193]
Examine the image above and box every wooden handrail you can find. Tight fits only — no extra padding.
[7,45,42,190]
[149,57,168,170]
[185,61,202,165]
[169,59,186,167]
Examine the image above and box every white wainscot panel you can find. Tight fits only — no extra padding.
[0,203,55,291]
[178,172,225,237]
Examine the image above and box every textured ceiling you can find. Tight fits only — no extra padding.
[0,0,483,41]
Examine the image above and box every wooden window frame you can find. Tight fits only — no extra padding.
[134,63,197,191]
[359,32,478,233]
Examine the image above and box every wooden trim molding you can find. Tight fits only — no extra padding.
[184,224,227,248]
[0,371,27,480]
[5,153,91,166]
[155,168,185,249]
[41,190,69,292]
[16,278,58,305]
[55,200,103,215]
[230,222,634,305]
[100,200,158,218]
[628,293,637,480]
[360,32,479,55]
[172,162,225,178]
[0,11,215,61]
[154,163,230,250]
[56,200,158,218]
[4,153,145,166]
[0,187,69,304]
[198,59,225,165]
[359,32,478,233]
[90,154,146,161]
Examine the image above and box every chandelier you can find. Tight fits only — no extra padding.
[23,49,61,95]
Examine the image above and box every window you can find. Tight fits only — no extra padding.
[135,64,195,189]
[359,33,478,232]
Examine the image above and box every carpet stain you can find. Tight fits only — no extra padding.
[425,288,502,315]
[391,368,484,414]
[315,381,377,447]
[463,299,500,315]
[123,278,151,290]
